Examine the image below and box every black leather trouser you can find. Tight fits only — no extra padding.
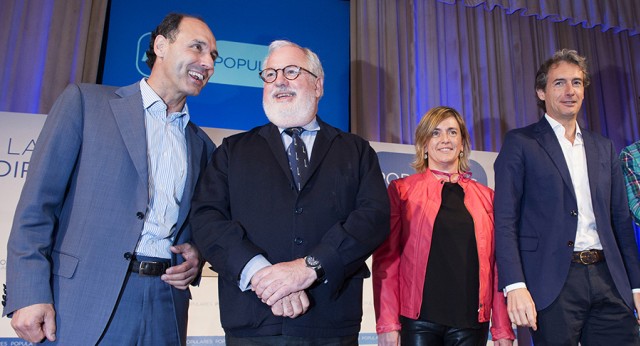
[225,334,358,346]
[400,316,489,346]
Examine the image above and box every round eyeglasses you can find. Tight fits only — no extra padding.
[258,65,318,83]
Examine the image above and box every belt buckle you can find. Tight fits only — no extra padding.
[138,261,162,276]
[579,251,595,265]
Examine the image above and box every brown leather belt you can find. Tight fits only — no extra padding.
[129,259,170,276]
[571,249,604,265]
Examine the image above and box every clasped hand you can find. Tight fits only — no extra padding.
[251,258,317,318]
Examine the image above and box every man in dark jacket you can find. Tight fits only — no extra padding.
[191,40,390,345]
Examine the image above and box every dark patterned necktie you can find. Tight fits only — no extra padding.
[284,127,309,191]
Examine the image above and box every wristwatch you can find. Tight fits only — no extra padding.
[304,255,326,283]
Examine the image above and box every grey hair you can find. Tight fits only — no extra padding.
[263,40,324,97]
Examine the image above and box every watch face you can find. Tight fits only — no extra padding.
[305,256,320,267]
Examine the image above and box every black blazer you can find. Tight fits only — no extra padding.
[191,117,390,337]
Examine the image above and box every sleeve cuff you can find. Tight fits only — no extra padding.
[503,282,527,297]
[238,255,271,291]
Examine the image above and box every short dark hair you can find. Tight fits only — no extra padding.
[534,49,590,111]
[145,13,204,69]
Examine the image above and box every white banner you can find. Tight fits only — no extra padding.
[0,112,47,344]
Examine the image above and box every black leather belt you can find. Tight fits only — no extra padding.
[571,249,605,265]
[129,259,171,276]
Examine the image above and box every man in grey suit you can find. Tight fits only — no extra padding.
[3,13,217,345]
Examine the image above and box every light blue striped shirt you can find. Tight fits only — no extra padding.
[135,79,189,258]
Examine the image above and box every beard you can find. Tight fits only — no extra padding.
[263,87,317,128]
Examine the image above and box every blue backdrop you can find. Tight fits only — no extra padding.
[102,0,350,131]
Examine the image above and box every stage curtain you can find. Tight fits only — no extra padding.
[441,0,640,36]
[0,0,107,114]
[351,0,640,153]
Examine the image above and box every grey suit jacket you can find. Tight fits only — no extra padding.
[3,82,215,345]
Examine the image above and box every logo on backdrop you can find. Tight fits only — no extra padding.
[135,32,152,77]
[377,151,489,187]
[0,138,35,179]
[212,41,267,88]
[377,152,413,186]
[136,34,267,88]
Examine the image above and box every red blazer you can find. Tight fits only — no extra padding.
[372,170,514,341]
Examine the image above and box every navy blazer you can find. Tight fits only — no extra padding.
[494,116,640,311]
[4,83,215,345]
[191,118,390,338]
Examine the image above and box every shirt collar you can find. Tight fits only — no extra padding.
[277,117,320,134]
[139,79,190,127]
[544,113,582,142]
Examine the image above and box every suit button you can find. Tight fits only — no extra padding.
[567,241,574,247]
[570,210,578,217]
[294,207,303,214]
[136,212,145,219]
[124,252,133,260]
[293,237,303,245]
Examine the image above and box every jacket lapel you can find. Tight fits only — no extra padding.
[259,123,294,187]
[304,118,338,188]
[110,83,148,183]
[582,131,600,203]
[176,123,205,230]
[533,117,577,201]
[259,117,339,192]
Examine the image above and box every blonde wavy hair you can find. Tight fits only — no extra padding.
[411,106,471,173]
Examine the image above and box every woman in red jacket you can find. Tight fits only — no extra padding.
[373,106,515,346]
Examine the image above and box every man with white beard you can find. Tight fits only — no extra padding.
[190,40,390,345]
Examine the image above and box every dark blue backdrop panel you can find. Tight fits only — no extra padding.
[102,0,349,131]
